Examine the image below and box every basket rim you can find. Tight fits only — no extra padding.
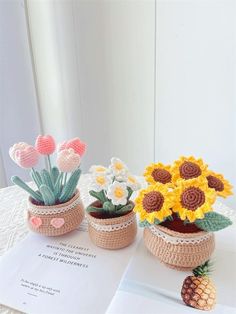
[86,201,135,226]
[155,224,209,238]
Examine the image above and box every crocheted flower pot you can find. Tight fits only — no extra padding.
[86,202,137,250]
[143,224,215,271]
[27,190,84,236]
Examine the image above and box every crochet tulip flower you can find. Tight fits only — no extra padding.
[58,137,86,157]
[57,148,81,173]
[9,143,39,168]
[35,135,56,155]
[9,134,85,206]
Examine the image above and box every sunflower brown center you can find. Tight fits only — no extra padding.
[142,191,164,213]
[181,187,205,210]
[207,175,224,192]
[179,161,201,179]
[152,169,172,184]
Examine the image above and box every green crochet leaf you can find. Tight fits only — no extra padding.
[41,169,54,193]
[139,218,162,228]
[139,220,151,228]
[116,203,133,213]
[40,184,56,206]
[89,190,105,203]
[86,206,105,213]
[54,172,63,199]
[11,176,43,203]
[59,169,81,203]
[103,201,115,212]
[127,187,133,200]
[154,218,162,225]
[195,212,232,232]
[51,167,60,185]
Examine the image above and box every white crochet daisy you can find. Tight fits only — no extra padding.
[107,181,128,206]
[126,174,141,191]
[91,174,111,192]
[89,165,109,174]
[109,157,128,180]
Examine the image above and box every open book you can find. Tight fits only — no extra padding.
[0,220,236,314]
[0,221,140,314]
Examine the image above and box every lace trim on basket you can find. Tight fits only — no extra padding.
[149,225,213,245]
[89,216,135,232]
[28,197,82,215]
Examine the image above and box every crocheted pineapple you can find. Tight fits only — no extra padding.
[181,261,216,311]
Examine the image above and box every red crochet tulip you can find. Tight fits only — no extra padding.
[35,135,56,155]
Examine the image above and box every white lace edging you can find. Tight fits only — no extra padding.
[89,216,135,232]
[149,225,213,245]
[28,197,82,215]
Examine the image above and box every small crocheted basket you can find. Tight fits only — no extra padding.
[86,202,137,250]
[143,224,215,271]
[28,190,84,236]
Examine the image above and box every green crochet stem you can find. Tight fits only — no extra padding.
[47,155,52,173]
[11,176,43,203]
[59,169,81,203]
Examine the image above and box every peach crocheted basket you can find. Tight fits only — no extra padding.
[27,190,84,236]
[143,225,215,271]
[86,203,137,250]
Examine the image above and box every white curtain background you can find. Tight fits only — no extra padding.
[0,0,235,207]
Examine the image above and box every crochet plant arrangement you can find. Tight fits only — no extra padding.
[134,156,234,270]
[86,158,141,249]
[9,135,86,236]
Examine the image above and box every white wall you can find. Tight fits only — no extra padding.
[0,0,41,184]
[1,0,235,208]
[27,0,155,175]
[156,0,236,206]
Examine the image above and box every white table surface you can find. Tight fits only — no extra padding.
[0,175,235,314]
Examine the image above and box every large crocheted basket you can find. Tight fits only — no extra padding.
[143,224,215,271]
[27,189,84,236]
[86,202,137,250]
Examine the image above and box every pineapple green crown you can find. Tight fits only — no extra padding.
[192,260,213,277]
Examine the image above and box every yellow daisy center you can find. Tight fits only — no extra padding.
[128,176,136,184]
[96,176,106,185]
[96,167,106,172]
[114,187,125,198]
[180,187,205,210]
[114,162,123,171]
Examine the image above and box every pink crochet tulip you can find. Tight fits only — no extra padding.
[9,142,29,161]
[57,148,81,172]
[14,146,39,168]
[35,135,56,155]
[58,138,86,157]
[57,141,67,152]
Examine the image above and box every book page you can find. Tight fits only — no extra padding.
[0,222,140,314]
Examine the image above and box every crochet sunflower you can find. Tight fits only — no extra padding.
[134,183,174,224]
[144,162,173,186]
[173,178,216,223]
[171,156,208,184]
[206,171,233,198]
